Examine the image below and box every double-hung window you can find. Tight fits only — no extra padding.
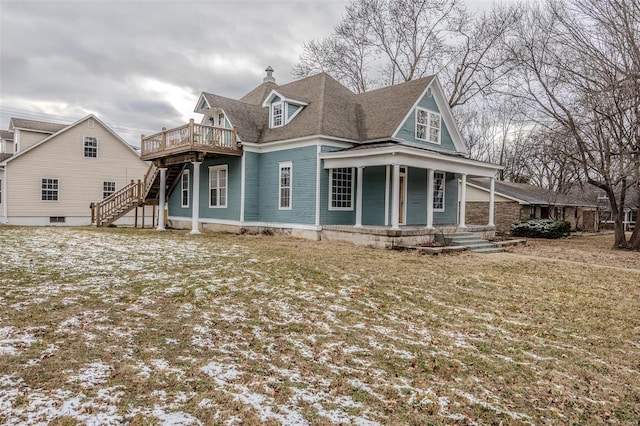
[42,178,59,201]
[329,168,353,210]
[103,181,116,199]
[433,172,445,211]
[209,165,227,208]
[181,170,190,208]
[84,136,98,158]
[416,108,441,144]
[279,162,292,210]
[271,102,284,128]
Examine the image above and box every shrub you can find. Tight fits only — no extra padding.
[511,219,571,239]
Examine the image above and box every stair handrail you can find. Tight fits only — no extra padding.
[142,163,159,200]
[91,180,140,226]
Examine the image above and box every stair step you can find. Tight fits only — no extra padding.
[471,247,504,254]
[439,232,502,254]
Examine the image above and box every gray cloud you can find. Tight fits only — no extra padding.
[0,0,348,144]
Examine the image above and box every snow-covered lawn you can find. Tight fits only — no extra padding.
[0,227,638,424]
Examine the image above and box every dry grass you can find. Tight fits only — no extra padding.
[0,227,638,425]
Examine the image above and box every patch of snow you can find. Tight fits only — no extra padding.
[232,387,308,425]
[67,361,113,388]
[201,361,242,386]
[457,391,531,420]
[26,344,59,366]
[198,398,215,408]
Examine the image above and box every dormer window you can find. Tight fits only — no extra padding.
[271,102,284,128]
[263,90,308,129]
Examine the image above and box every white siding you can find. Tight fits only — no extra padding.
[6,118,149,224]
[17,129,51,152]
[466,185,513,203]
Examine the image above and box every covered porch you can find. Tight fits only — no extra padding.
[320,143,501,235]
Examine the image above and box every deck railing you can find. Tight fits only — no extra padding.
[141,119,238,157]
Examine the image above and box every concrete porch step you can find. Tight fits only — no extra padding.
[439,233,504,254]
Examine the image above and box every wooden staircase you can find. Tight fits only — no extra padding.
[142,163,185,203]
[90,163,184,227]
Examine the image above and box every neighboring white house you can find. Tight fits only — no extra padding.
[0,114,151,226]
[0,130,15,157]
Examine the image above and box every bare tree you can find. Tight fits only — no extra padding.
[504,0,640,249]
[293,0,519,108]
[457,96,534,182]
[521,129,583,193]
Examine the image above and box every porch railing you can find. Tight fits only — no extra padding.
[141,119,238,157]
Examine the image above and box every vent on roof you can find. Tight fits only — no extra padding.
[264,66,276,83]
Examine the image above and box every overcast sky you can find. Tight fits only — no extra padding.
[0,0,510,146]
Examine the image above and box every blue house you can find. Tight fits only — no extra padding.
[138,68,501,247]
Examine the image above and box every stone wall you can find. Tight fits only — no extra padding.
[467,201,523,235]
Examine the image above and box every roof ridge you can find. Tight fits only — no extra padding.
[205,92,257,107]
[355,75,434,97]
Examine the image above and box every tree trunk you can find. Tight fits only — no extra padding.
[606,187,628,249]
[629,221,640,250]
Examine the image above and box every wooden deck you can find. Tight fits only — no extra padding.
[140,119,242,162]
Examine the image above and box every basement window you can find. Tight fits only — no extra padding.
[49,216,65,223]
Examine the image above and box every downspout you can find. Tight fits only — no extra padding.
[1,165,7,223]
[315,145,321,229]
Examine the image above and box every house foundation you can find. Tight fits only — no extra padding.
[168,218,494,249]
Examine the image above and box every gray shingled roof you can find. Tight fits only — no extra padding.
[202,93,267,142]
[10,118,67,133]
[0,130,13,141]
[469,178,597,207]
[203,72,435,144]
[240,81,278,106]
[357,76,434,140]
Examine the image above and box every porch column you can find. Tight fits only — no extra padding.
[459,173,467,229]
[355,166,364,227]
[391,164,400,230]
[426,168,434,229]
[190,161,201,234]
[384,165,390,226]
[157,167,167,231]
[488,177,495,227]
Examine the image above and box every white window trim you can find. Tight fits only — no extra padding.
[181,170,190,208]
[271,101,284,128]
[279,161,292,210]
[415,107,441,145]
[41,178,59,202]
[209,164,228,209]
[103,180,117,199]
[433,171,445,212]
[328,167,355,211]
[83,136,98,158]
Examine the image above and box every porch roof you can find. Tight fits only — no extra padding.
[319,143,501,178]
